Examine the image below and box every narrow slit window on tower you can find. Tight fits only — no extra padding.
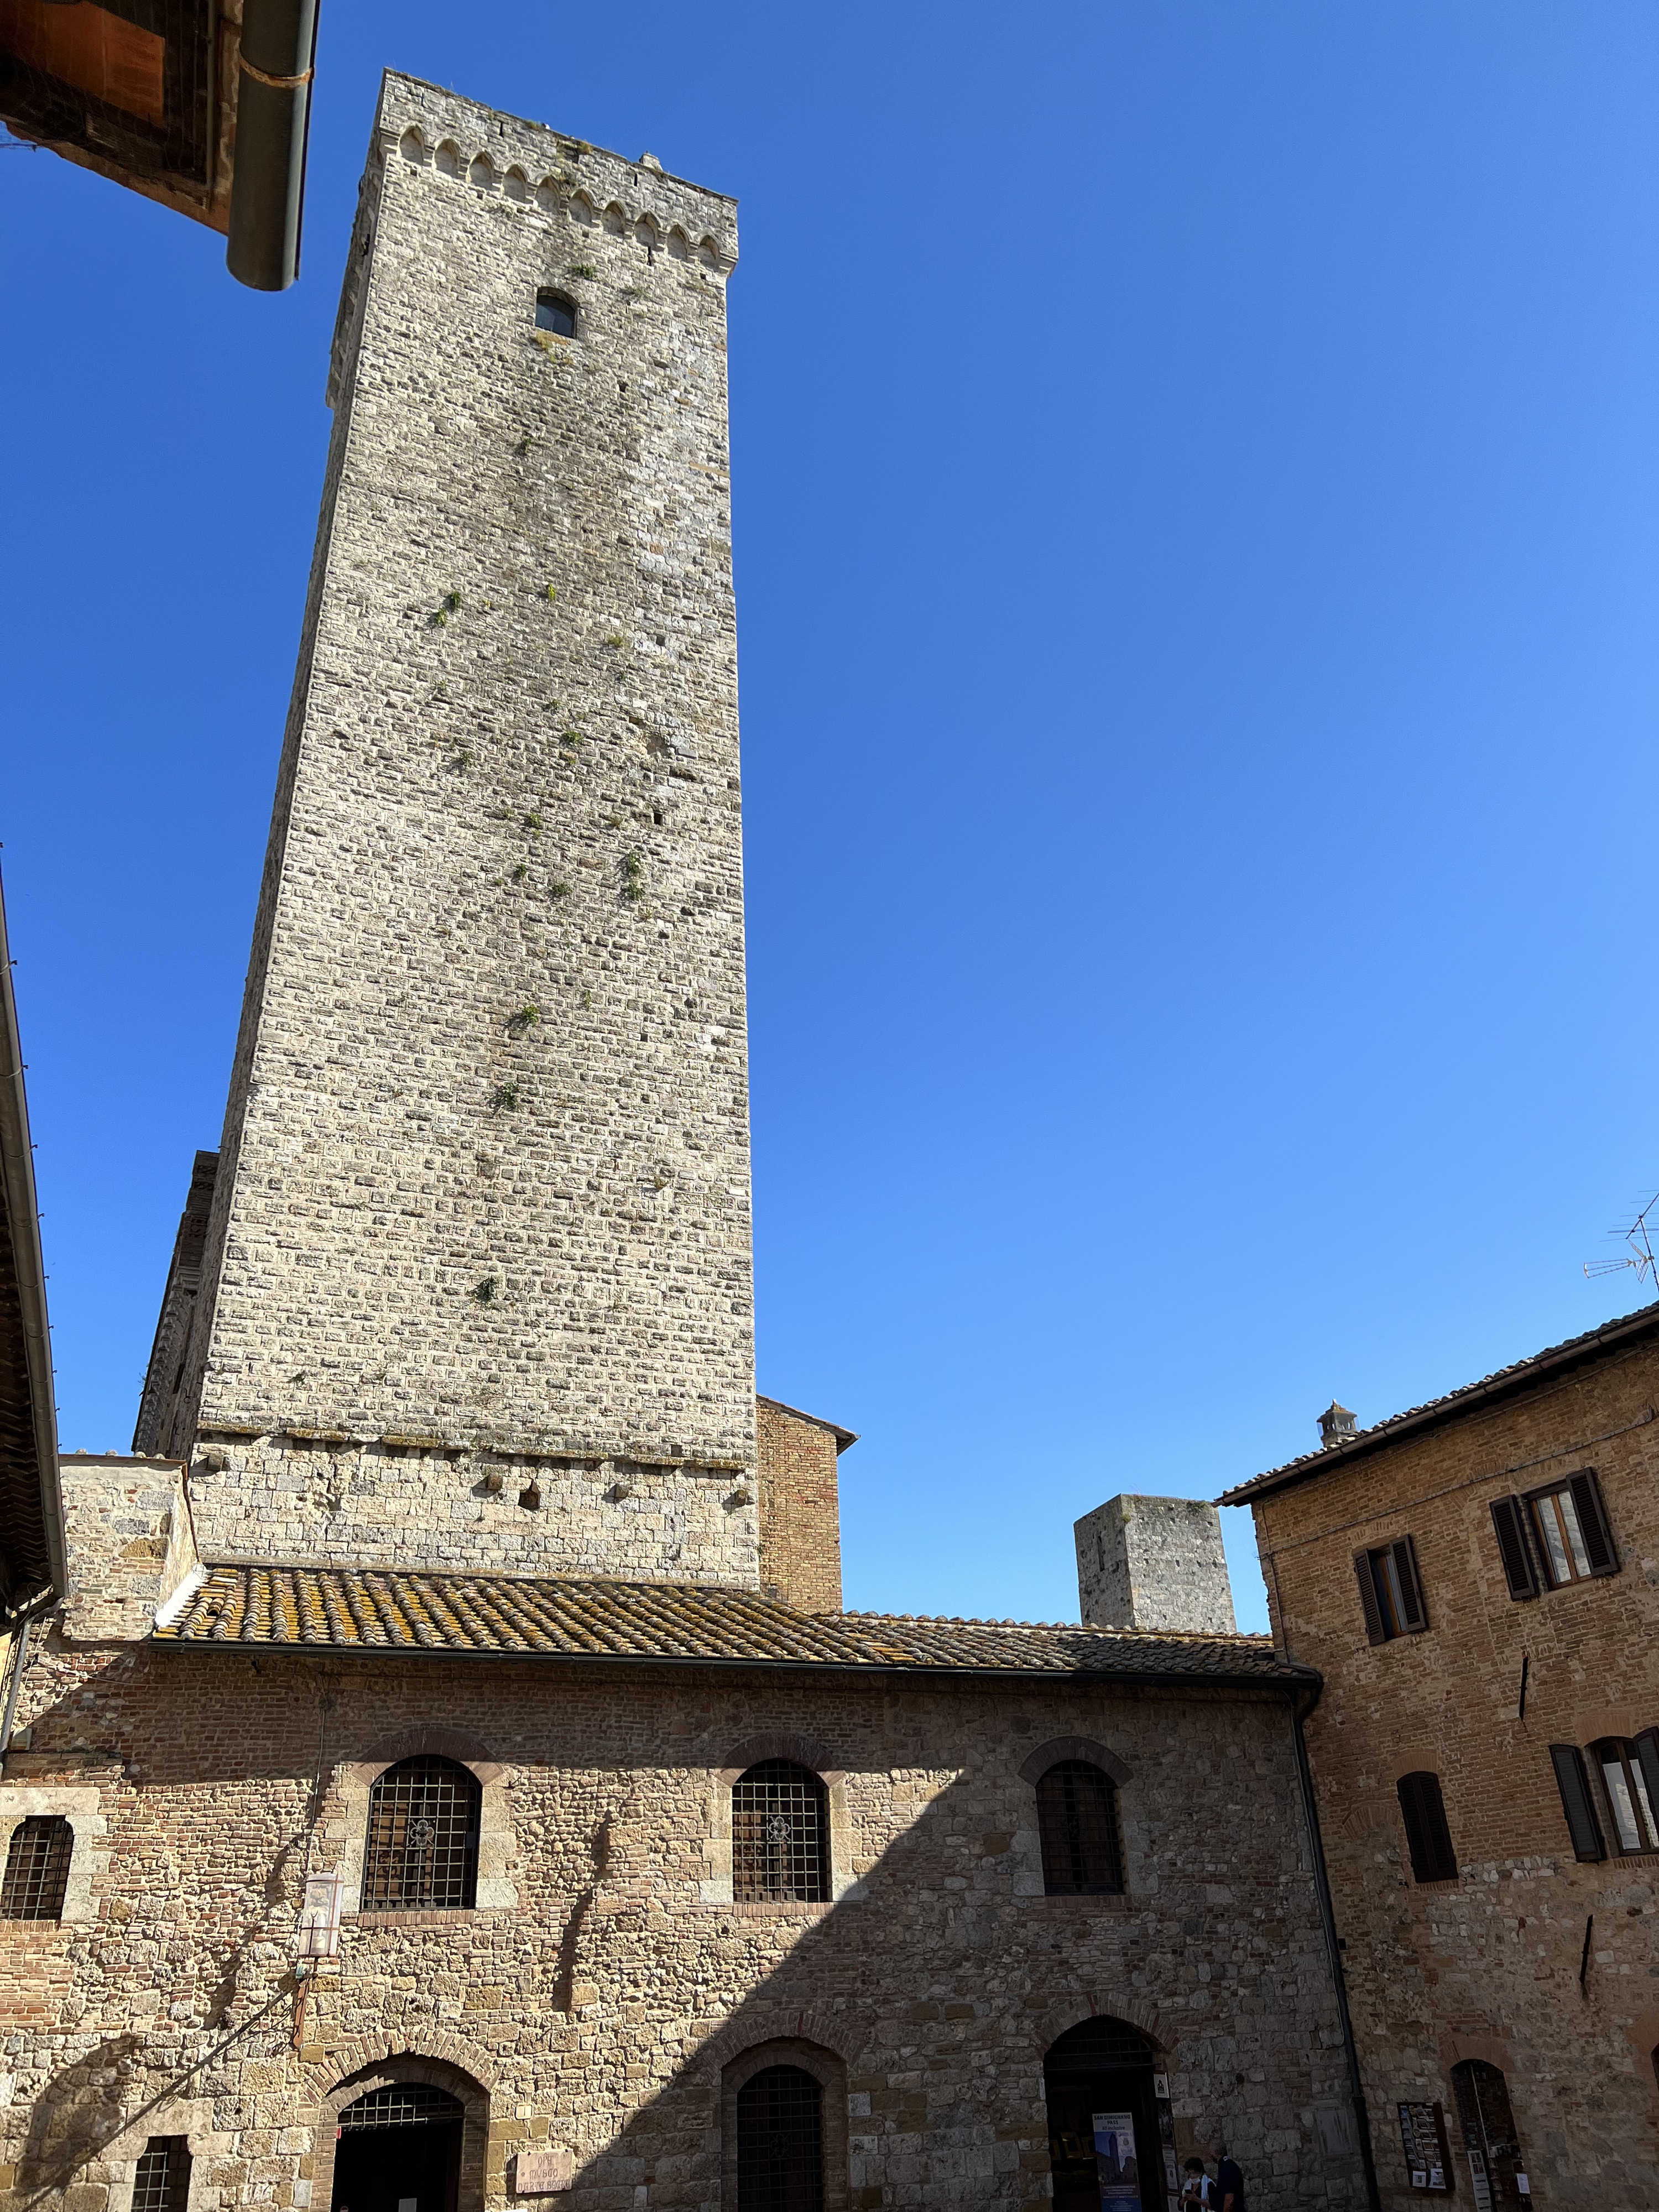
[732,1760,828,1902]
[0,1815,74,1921]
[536,290,577,338]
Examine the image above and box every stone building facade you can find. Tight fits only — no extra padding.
[1222,1303,1659,2211]
[0,71,1373,2212]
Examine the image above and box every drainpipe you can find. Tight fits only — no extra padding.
[1291,1685,1383,2212]
[226,0,321,291]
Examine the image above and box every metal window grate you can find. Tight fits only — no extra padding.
[735,2064,825,2211]
[732,1761,828,1903]
[338,2084,465,2131]
[0,1815,73,1921]
[1036,1762,1123,1895]
[132,2136,191,2212]
[362,1757,479,1911]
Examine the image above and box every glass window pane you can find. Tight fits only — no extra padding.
[1535,1498,1572,1585]
[1601,1752,1643,1851]
[1557,1491,1592,1578]
[1631,1759,1659,1850]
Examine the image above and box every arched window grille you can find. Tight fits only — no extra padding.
[363,1756,480,1910]
[1035,1761,1123,1895]
[736,2064,825,2210]
[732,1760,828,1903]
[0,1815,73,1921]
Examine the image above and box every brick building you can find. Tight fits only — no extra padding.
[0,71,1372,2212]
[1222,1305,1659,2212]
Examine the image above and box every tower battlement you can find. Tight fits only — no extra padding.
[142,75,757,1581]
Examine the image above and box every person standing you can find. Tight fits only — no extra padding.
[1181,2156,1217,2208]
[1215,2146,1245,2212]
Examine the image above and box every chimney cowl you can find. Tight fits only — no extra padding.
[1317,1401,1358,1450]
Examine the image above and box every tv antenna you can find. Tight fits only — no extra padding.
[1584,1193,1659,1291]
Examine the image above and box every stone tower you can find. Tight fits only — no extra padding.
[137,74,758,1584]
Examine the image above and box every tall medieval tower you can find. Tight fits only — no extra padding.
[137,74,761,1585]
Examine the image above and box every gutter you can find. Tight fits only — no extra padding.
[0,868,64,1605]
[226,0,321,291]
[1291,1681,1382,2212]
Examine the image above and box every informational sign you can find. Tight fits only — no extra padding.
[1396,2101,1451,2191]
[1092,2112,1141,2206]
[1468,2148,1493,2212]
[295,1866,345,1960]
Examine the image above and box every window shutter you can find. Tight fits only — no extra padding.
[1636,1731,1659,1827]
[1397,1772,1457,1882]
[1568,1471,1619,1577]
[1392,1537,1427,1631]
[1489,1496,1538,1600]
[1353,1552,1386,1645]
[1549,1745,1606,1862]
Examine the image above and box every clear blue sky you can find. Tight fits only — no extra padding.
[5,3,1657,1632]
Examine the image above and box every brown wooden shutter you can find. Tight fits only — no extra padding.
[1490,1496,1538,1599]
[1392,1536,1427,1631]
[1549,1745,1606,1861]
[1568,1470,1619,1577]
[1397,1772,1457,1882]
[1353,1551,1386,1644]
[1636,1730,1659,1825]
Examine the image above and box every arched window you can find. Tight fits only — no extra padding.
[434,140,461,179]
[1450,2060,1524,2197]
[0,1815,73,1921]
[736,2065,824,2210]
[536,290,577,339]
[1036,1761,1123,1895]
[363,1756,480,1910]
[1396,1771,1457,1883]
[132,2136,191,2212]
[1592,1738,1659,1854]
[1044,2016,1156,2210]
[732,1760,828,1902]
[398,128,424,165]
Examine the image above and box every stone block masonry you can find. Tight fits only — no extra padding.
[161,76,758,1576]
[1076,1494,1238,1635]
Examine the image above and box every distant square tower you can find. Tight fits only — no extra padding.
[1074,1494,1238,1634]
[139,75,757,1583]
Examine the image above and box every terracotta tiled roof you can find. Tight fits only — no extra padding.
[1218,1299,1659,1507]
[153,1564,1309,1685]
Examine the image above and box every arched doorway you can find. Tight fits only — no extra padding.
[1044,2016,1166,2211]
[330,2081,465,2212]
[1449,2060,1527,2205]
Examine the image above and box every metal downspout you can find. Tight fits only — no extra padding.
[226,0,321,291]
[1292,1683,1383,2212]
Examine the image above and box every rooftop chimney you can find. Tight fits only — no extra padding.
[1317,1402,1358,1451]
[1074,1494,1238,1635]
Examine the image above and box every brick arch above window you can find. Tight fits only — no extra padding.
[351,1724,503,1785]
[1018,1736,1133,1787]
[700,2011,857,2074]
[1439,2030,1512,2075]
[301,2029,503,2104]
[720,2037,849,2212]
[1387,1743,1445,1786]
[714,1733,846,1788]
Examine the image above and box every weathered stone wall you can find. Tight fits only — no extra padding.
[756,1400,843,1613]
[1245,1330,1659,2209]
[0,1629,1365,2211]
[168,74,757,1578]
[1075,1494,1238,1634]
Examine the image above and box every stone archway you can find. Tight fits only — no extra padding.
[1043,2013,1167,2212]
[308,2053,491,2212]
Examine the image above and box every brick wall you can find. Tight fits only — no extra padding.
[756,1399,844,1613]
[1242,1324,1659,2210]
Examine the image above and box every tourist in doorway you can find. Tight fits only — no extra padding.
[1181,2156,1217,2208]
[1216,2145,1245,2212]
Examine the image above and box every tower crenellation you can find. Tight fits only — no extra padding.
[140,73,757,1582]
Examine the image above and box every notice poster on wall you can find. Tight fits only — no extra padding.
[1396,2101,1451,2190]
[1092,2113,1141,2206]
